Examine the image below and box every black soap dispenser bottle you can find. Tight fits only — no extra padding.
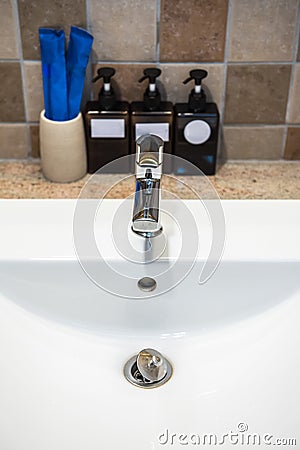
[173,69,219,175]
[84,67,130,173]
[131,68,173,173]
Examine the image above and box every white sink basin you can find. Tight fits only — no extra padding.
[0,199,299,449]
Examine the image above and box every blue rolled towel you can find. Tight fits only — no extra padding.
[39,28,68,121]
[66,26,94,120]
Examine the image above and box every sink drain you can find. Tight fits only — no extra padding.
[124,348,173,389]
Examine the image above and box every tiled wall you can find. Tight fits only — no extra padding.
[0,0,300,161]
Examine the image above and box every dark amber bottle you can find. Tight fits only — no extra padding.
[84,67,130,173]
[130,68,173,173]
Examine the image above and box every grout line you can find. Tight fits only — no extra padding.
[282,0,300,158]
[0,122,32,126]
[85,0,91,33]
[219,0,232,159]
[0,157,298,164]
[286,122,300,127]
[11,0,31,158]
[216,61,294,66]
[1,59,296,65]
[221,0,232,117]
[94,60,159,65]
[19,60,40,65]
[1,122,296,128]
[0,58,41,63]
[225,159,300,164]
[85,0,93,101]
[92,60,295,66]
[0,58,22,62]
[292,0,300,62]
[223,124,287,128]
[281,126,288,159]
[156,0,161,63]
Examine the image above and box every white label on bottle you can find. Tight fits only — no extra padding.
[91,119,125,138]
[135,123,169,142]
[184,120,211,145]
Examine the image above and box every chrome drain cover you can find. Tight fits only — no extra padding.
[124,348,173,389]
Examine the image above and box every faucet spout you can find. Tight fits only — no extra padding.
[132,135,164,237]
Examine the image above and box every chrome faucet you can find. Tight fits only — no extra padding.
[132,134,164,237]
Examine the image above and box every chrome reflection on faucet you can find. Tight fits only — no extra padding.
[132,134,164,237]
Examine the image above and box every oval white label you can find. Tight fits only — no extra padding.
[183,120,211,145]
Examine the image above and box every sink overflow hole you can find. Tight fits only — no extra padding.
[138,277,157,292]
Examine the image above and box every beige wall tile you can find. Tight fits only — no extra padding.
[0,1,298,165]
[18,0,87,60]
[0,0,19,58]
[0,62,25,122]
[284,127,300,160]
[228,0,298,62]
[160,64,224,109]
[225,65,291,124]
[89,0,156,61]
[24,62,43,121]
[223,126,285,159]
[160,0,228,62]
[287,64,300,123]
[0,124,29,158]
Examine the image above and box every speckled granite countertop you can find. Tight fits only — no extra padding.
[0,161,299,199]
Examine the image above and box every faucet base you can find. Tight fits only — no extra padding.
[131,226,163,239]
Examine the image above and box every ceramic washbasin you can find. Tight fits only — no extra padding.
[0,199,299,449]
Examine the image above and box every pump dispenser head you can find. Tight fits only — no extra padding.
[139,68,161,111]
[183,69,208,112]
[92,67,116,110]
